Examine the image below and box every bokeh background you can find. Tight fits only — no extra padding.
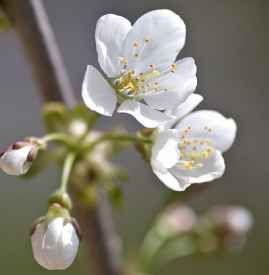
[0,0,268,274]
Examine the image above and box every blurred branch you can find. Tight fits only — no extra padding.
[1,1,122,275]
[1,0,76,106]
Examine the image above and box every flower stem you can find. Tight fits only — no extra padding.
[59,152,77,193]
[41,132,75,147]
[83,133,152,153]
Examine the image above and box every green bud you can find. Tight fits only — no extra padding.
[42,102,69,133]
[48,191,73,210]
[46,203,71,223]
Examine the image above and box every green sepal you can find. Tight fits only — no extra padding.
[46,203,71,224]
[42,102,69,133]
[48,190,73,210]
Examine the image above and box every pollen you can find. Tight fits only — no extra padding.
[178,128,215,171]
[119,57,128,65]
[170,63,177,73]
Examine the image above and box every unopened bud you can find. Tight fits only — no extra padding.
[157,204,197,237]
[0,140,39,175]
[209,206,253,248]
[68,119,88,138]
[30,204,80,270]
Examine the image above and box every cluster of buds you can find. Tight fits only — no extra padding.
[0,138,39,175]
[137,204,253,273]
[30,203,81,270]
[0,136,82,270]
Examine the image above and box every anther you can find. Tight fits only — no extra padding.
[171,63,177,73]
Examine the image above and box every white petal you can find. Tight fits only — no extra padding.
[40,218,65,270]
[159,94,203,131]
[170,150,225,187]
[96,14,131,77]
[144,58,197,110]
[151,166,187,191]
[175,110,237,152]
[122,10,186,74]
[117,100,173,128]
[151,130,180,170]
[42,218,64,249]
[172,93,203,119]
[82,65,117,116]
[58,223,79,270]
[31,223,49,269]
[0,145,32,175]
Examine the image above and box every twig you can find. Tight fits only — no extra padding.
[1,1,122,275]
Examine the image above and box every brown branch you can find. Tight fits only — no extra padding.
[1,1,122,275]
[1,0,76,106]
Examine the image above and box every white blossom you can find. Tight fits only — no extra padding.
[0,144,35,175]
[82,10,197,128]
[31,217,79,270]
[151,110,237,191]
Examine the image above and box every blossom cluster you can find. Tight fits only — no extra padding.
[82,9,237,191]
[0,9,239,271]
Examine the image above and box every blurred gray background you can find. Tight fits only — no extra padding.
[0,0,268,274]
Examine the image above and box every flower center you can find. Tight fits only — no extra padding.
[178,126,215,170]
[113,68,161,98]
[112,37,179,98]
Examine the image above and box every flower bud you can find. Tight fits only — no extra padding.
[209,206,253,249]
[157,204,197,237]
[0,140,38,175]
[68,119,88,138]
[30,204,80,270]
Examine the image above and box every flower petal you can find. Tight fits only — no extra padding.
[96,14,132,77]
[82,65,117,116]
[175,110,237,152]
[117,100,173,128]
[0,145,32,175]
[42,218,64,249]
[31,223,49,269]
[151,166,187,191]
[144,58,197,110]
[122,10,186,74]
[56,223,79,270]
[41,218,66,270]
[150,130,190,191]
[172,93,203,119]
[151,130,180,170]
[159,94,203,131]
[170,150,225,187]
